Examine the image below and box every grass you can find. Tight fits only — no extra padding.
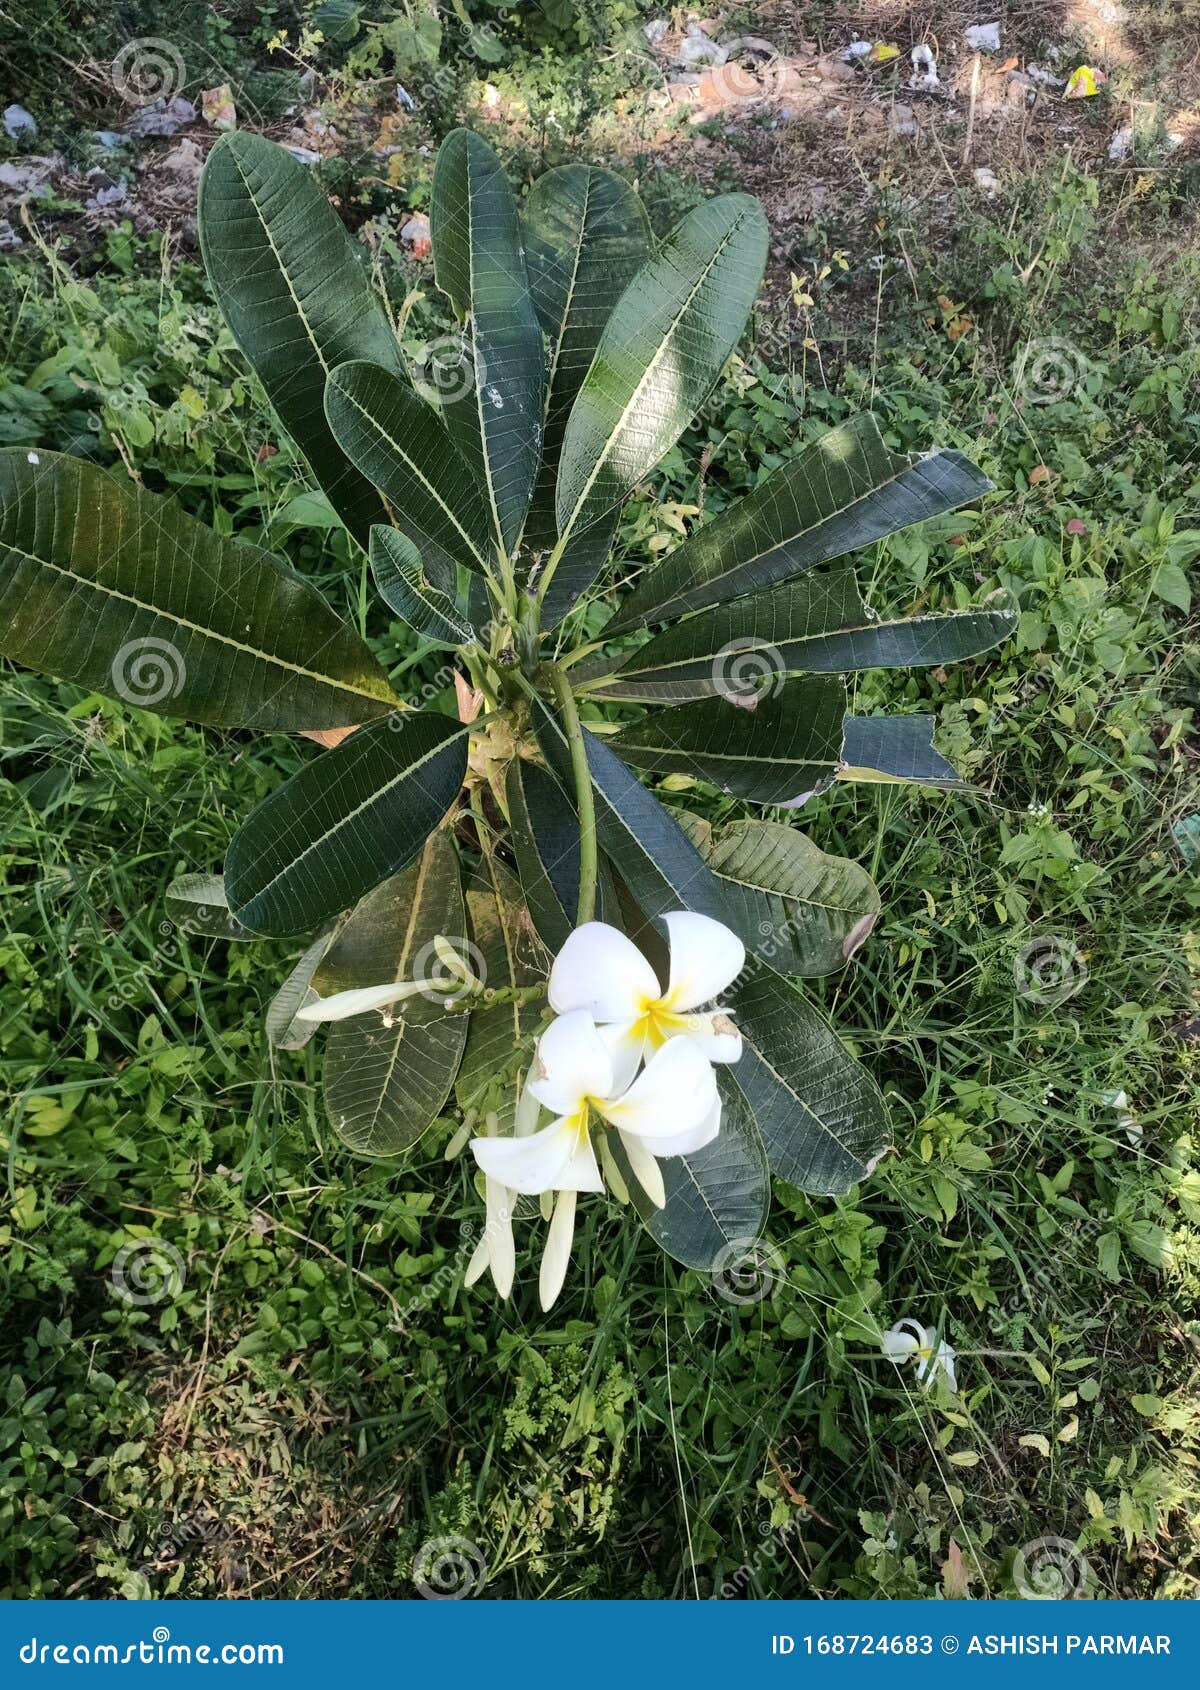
[2,12,1200,1602]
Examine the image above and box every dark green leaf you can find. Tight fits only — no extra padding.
[431,128,544,554]
[611,678,846,804]
[165,874,257,942]
[456,857,548,1114]
[606,412,993,635]
[198,132,407,545]
[0,450,397,731]
[226,711,469,936]
[369,526,475,648]
[266,931,337,1050]
[837,714,967,789]
[505,757,578,953]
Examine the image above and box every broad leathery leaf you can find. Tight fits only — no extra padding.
[555,194,767,543]
[320,833,468,1154]
[0,450,397,731]
[165,874,257,942]
[586,570,1017,703]
[834,714,967,790]
[266,930,338,1051]
[606,412,994,635]
[679,816,880,977]
[532,697,731,926]
[226,711,469,936]
[505,756,618,950]
[430,128,544,553]
[198,133,407,546]
[621,1070,768,1271]
[520,166,652,592]
[731,960,890,1195]
[612,677,846,805]
[369,526,475,649]
[456,856,549,1115]
[539,510,620,632]
[326,361,493,577]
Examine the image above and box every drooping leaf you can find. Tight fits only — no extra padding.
[266,930,338,1050]
[430,128,544,554]
[834,714,968,790]
[520,165,652,600]
[731,962,890,1195]
[0,450,397,731]
[611,678,847,805]
[319,832,468,1154]
[585,570,1017,702]
[369,526,475,649]
[533,698,731,925]
[619,1070,769,1270]
[165,874,257,942]
[506,756,620,949]
[606,412,994,635]
[226,711,469,936]
[198,132,407,545]
[678,817,880,976]
[326,361,493,578]
[555,194,767,545]
[456,856,548,1114]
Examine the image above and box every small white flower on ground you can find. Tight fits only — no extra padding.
[548,914,744,1090]
[881,1319,958,1391]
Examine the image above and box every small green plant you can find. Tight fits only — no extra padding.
[0,129,1015,1299]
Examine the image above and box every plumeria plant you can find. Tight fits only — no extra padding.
[0,129,1017,1305]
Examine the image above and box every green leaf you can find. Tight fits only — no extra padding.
[266,931,337,1051]
[521,165,651,602]
[606,412,993,635]
[836,714,967,789]
[621,1071,769,1270]
[611,678,847,804]
[0,450,397,731]
[319,832,468,1154]
[431,128,544,554]
[680,817,880,976]
[505,757,578,953]
[325,361,493,577]
[1151,560,1191,612]
[586,571,1016,702]
[456,856,549,1113]
[369,526,475,649]
[226,711,469,936]
[555,194,767,544]
[198,132,407,546]
[533,698,731,926]
[731,962,890,1195]
[165,874,258,941]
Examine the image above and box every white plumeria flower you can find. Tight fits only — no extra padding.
[464,1077,543,1301]
[470,1009,720,1310]
[293,978,436,1024]
[880,1319,958,1392]
[548,914,744,1090]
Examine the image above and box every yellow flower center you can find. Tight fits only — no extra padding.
[633,992,693,1052]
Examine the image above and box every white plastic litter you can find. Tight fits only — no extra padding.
[965,23,1001,53]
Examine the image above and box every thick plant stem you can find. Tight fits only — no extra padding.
[549,664,597,927]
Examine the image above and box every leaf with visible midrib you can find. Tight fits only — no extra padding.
[835,714,968,790]
[456,856,548,1114]
[606,413,993,635]
[225,711,469,936]
[0,450,398,732]
[369,527,475,649]
[198,132,408,546]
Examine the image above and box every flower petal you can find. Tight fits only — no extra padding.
[598,1036,717,1143]
[293,980,427,1023]
[539,1189,577,1311]
[880,1321,922,1361]
[619,1131,666,1208]
[548,922,660,1021]
[596,1019,648,1094]
[651,1094,721,1159]
[483,1177,515,1299]
[663,911,745,1011]
[678,1011,742,1064]
[526,1009,614,1114]
[470,1116,578,1195]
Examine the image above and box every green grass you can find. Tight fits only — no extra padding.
[3,103,1200,1599]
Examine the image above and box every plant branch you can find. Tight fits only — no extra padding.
[548,663,597,927]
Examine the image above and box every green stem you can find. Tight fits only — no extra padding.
[548,664,597,927]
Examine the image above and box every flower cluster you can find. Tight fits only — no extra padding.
[468,913,746,1309]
